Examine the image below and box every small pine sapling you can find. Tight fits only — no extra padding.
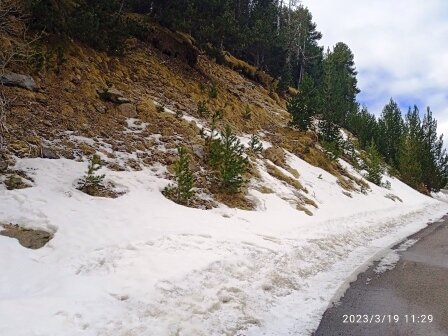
[208,125,248,193]
[164,147,195,204]
[242,105,252,121]
[248,134,263,154]
[204,110,223,145]
[81,154,105,195]
[208,83,218,99]
[175,109,183,118]
[197,100,209,117]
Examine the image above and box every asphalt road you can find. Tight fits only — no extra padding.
[314,215,448,336]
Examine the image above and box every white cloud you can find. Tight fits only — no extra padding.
[302,0,448,140]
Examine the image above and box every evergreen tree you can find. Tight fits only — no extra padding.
[321,42,360,127]
[398,135,422,189]
[421,107,448,191]
[287,75,318,130]
[208,125,248,193]
[171,146,195,203]
[318,119,341,145]
[80,154,105,194]
[346,105,379,149]
[377,99,403,167]
[248,134,263,154]
[365,141,384,186]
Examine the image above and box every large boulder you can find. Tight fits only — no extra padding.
[0,73,38,91]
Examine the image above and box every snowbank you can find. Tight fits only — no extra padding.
[0,155,446,336]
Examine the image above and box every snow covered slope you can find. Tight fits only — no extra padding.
[1,154,447,336]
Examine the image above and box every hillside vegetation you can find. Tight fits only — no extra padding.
[0,0,380,212]
[1,0,446,201]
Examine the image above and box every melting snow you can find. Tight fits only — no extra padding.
[0,151,447,336]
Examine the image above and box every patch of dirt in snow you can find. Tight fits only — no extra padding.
[0,223,53,249]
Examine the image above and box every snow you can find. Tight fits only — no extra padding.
[374,239,418,274]
[1,149,447,336]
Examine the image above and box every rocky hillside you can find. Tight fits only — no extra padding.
[1,20,373,213]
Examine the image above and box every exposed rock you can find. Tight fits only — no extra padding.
[98,87,131,104]
[5,175,31,190]
[94,103,107,114]
[41,147,60,159]
[0,73,38,91]
[0,224,53,249]
[192,144,204,159]
[118,103,137,117]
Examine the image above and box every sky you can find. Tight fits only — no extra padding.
[302,0,448,140]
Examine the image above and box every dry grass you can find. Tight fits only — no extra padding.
[2,21,372,211]
[265,162,304,191]
[256,186,275,194]
[296,203,313,216]
[214,191,255,210]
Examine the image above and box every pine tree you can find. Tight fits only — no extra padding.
[377,99,404,167]
[172,146,195,203]
[81,154,105,194]
[321,42,360,127]
[365,142,383,186]
[318,119,341,146]
[287,74,318,131]
[208,125,248,193]
[398,135,422,189]
[248,134,263,154]
[421,107,448,191]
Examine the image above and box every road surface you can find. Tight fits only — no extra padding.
[314,215,448,336]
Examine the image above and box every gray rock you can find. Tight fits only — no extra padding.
[99,87,131,104]
[192,145,205,159]
[0,73,38,91]
[41,147,60,159]
[94,103,107,114]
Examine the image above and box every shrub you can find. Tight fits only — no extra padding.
[197,100,209,117]
[242,105,252,121]
[208,83,218,99]
[163,147,195,204]
[80,154,105,194]
[202,109,223,144]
